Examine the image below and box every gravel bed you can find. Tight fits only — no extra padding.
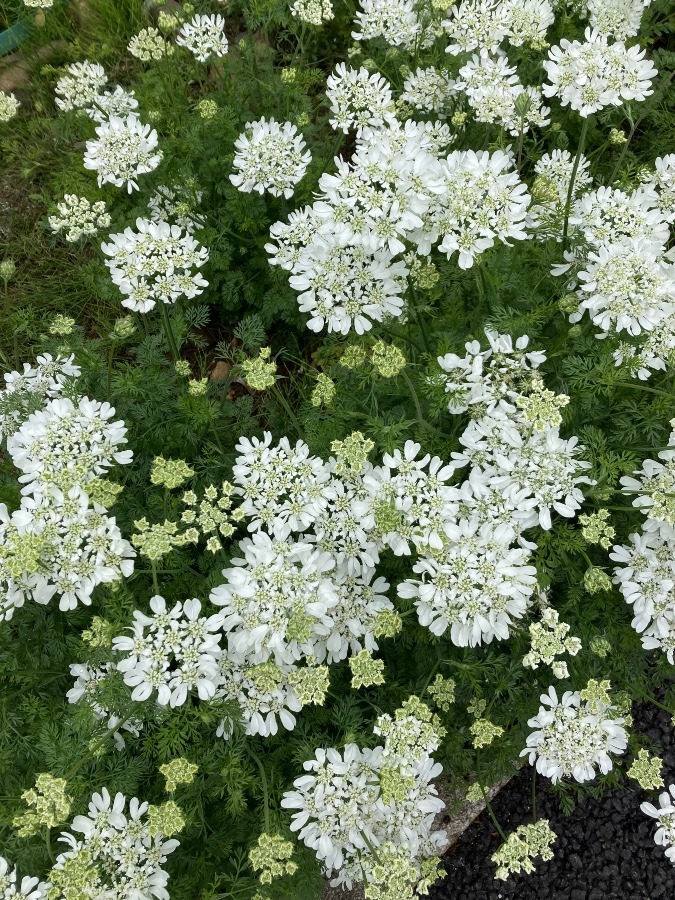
[429,703,675,900]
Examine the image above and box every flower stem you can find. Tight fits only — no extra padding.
[245,746,270,831]
[479,782,508,842]
[159,302,180,363]
[562,116,590,251]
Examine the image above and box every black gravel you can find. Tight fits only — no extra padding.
[430,703,675,900]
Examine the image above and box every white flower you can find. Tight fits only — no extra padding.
[266,205,326,271]
[619,430,675,539]
[7,396,132,495]
[458,50,550,135]
[85,84,138,123]
[443,0,510,55]
[215,656,304,737]
[233,432,335,536]
[289,229,408,335]
[643,154,675,221]
[317,567,393,663]
[521,686,627,783]
[83,114,162,193]
[230,118,311,199]
[0,354,81,440]
[176,14,229,62]
[0,857,47,900]
[641,784,675,864]
[0,91,20,122]
[0,488,135,616]
[399,519,537,645]
[355,440,456,555]
[101,217,209,313]
[128,26,174,61]
[53,790,180,900]
[437,329,546,416]
[543,28,657,117]
[315,127,445,254]
[352,0,434,50]
[291,0,334,24]
[502,0,554,47]
[209,533,338,666]
[415,149,531,267]
[114,595,224,707]
[611,531,675,662]
[568,184,670,256]
[325,63,397,134]
[400,67,457,118]
[48,195,111,243]
[570,240,675,336]
[55,61,107,112]
[310,467,380,572]
[583,0,647,40]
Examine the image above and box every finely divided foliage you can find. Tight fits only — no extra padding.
[1,0,675,897]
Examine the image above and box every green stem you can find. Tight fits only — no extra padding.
[45,826,55,864]
[63,719,132,779]
[272,382,304,438]
[159,303,180,363]
[150,561,160,593]
[562,116,590,251]
[401,370,446,438]
[106,345,114,398]
[479,783,508,842]
[245,746,270,831]
[419,659,441,700]
[641,694,673,715]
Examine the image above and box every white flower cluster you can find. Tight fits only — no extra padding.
[268,122,530,332]
[0,357,134,619]
[49,789,180,899]
[55,61,107,112]
[67,663,142,749]
[521,685,628,783]
[400,67,457,118]
[457,49,550,135]
[522,606,582,679]
[101,217,209,312]
[113,595,224,707]
[611,421,675,662]
[0,857,46,900]
[84,114,162,193]
[642,784,675,864]
[229,117,311,199]
[443,0,554,55]
[352,0,438,50]
[290,0,334,25]
[583,0,648,40]
[554,177,675,375]
[281,699,446,894]
[0,90,20,123]
[128,27,174,61]
[176,14,229,62]
[543,27,657,116]
[325,64,397,134]
[48,194,111,243]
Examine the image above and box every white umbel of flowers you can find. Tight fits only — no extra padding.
[83,114,162,193]
[101,217,209,312]
[521,685,628,783]
[85,85,139,124]
[325,63,397,133]
[230,117,311,199]
[176,14,229,62]
[113,595,224,707]
[398,519,537,646]
[542,27,657,116]
[54,61,107,111]
[0,91,20,122]
[641,784,675,864]
[0,857,47,900]
[48,195,111,243]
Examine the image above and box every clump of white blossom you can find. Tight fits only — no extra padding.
[230,118,311,199]
[291,0,334,25]
[128,26,174,61]
[101,217,209,312]
[325,64,397,133]
[48,195,111,243]
[0,91,20,122]
[521,684,628,783]
[641,785,675,864]
[522,605,582,679]
[54,61,107,112]
[83,114,162,192]
[176,14,229,62]
[281,698,446,894]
